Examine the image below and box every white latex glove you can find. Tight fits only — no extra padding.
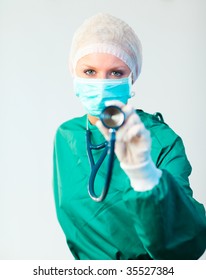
[96,101,162,191]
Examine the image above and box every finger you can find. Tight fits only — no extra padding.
[124,123,151,142]
[114,142,126,162]
[123,123,144,142]
[105,101,137,123]
[120,104,143,128]
[116,113,141,141]
[121,103,134,114]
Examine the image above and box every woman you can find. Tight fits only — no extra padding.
[53,13,206,260]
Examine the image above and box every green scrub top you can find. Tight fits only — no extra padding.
[53,110,206,260]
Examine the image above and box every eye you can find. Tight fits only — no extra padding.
[84,69,96,76]
[110,71,123,77]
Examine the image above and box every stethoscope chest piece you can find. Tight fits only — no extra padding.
[100,105,125,130]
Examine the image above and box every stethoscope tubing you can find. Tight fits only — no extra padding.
[86,129,116,202]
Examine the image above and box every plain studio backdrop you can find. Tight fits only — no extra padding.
[0,0,205,260]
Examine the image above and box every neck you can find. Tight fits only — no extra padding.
[88,115,99,125]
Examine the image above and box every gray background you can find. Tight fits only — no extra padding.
[0,0,205,259]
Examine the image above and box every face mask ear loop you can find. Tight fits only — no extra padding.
[127,72,134,98]
[131,91,136,97]
[129,70,135,85]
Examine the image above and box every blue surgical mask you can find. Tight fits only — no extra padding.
[73,75,132,116]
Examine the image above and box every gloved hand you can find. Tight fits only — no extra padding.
[96,101,162,191]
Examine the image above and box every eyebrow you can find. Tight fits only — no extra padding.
[80,64,127,70]
[80,64,96,69]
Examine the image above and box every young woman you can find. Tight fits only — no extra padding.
[53,13,206,260]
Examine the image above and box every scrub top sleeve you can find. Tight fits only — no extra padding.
[122,133,206,260]
[53,129,80,260]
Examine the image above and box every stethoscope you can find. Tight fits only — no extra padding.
[86,106,164,202]
[86,105,125,202]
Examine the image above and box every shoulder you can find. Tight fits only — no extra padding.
[56,115,86,133]
[59,114,86,130]
[138,110,191,174]
[136,109,180,148]
[53,115,87,144]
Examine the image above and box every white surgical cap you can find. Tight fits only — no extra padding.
[69,13,142,82]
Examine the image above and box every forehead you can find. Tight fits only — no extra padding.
[76,53,130,70]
